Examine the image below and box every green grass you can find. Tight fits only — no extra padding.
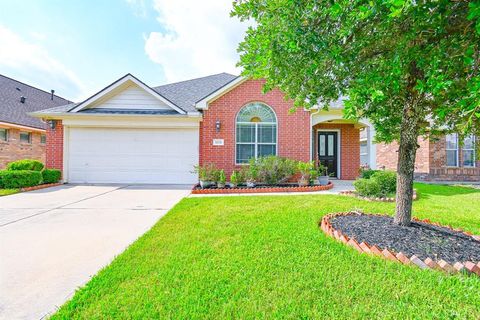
[52,183,480,319]
[0,189,19,197]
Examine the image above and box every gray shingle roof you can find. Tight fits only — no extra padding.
[0,74,71,129]
[153,72,238,113]
[32,72,238,116]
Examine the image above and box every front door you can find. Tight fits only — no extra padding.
[317,131,338,178]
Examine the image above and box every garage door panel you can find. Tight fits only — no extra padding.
[67,128,198,184]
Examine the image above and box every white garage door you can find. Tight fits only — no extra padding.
[67,127,198,184]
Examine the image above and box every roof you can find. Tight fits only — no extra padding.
[0,74,71,129]
[153,73,238,113]
[32,72,238,116]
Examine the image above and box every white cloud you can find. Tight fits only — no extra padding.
[144,0,249,83]
[0,25,87,101]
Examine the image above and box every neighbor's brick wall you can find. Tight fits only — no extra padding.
[312,123,360,180]
[427,136,480,181]
[200,79,311,177]
[376,137,430,173]
[45,120,63,170]
[0,127,45,168]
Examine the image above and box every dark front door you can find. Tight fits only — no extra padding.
[318,131,338,178]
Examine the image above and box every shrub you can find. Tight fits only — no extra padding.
[193,163,218,181]
[353,178,381,197]
[42,169,62,184]
[249,156,297,185]
[359,169,381,179]
[218,170,226,184]
[0,170,43,189]
[7,159,44,171]
[371,170,397,196]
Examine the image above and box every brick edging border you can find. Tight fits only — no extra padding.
[320,212,480,276]
[339,190,418,202]
[21,183,62,192]
[191,182,334,194]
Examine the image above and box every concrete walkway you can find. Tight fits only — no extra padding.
[0,184,191,320]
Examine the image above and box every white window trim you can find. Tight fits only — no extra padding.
[446,133,459,167]
[462,135,476,168]
[40,134,46,144]
[235,104,278,165]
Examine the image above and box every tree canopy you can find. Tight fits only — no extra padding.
[232,0,480,142]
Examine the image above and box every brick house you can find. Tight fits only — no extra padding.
[31,72,474,184]
[0,74,71,168]
[31,73,372,184]
[375,136,478,182]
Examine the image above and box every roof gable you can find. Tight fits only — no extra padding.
[70,74,186,115]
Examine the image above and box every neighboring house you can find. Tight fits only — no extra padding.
[0,74,71,168]
[375,135,478,181]
[30,72,476,184]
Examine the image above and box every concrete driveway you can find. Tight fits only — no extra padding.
[0,184,191,320]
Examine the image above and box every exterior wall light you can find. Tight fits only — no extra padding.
[215,120,221,132]
[48,120,57,130]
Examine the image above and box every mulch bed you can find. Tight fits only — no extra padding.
[21,183,62,192]
[320,212,480,276]
[191,182,334,194]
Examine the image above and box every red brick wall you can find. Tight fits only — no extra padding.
[376,137,430,173]
[0,127,45,168]
[45,120,63,170]
[199,79,311,177]
[313,123,360,180]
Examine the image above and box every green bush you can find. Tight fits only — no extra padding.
[359,169,381,179]
[353,178,381,197]
[7,159,44,171]
[0,170,43,189]
[249,156,297,185]
[371,170,397,196]
[42,169,62,184]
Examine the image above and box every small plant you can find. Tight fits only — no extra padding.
[193,163,218,188]
[230,171,239,188]
[7,159,44,171]
[316,163,330,186]
[217,170,226,188]
[353,170,397,198]
[297,161,315,186]
[246,158,258,187]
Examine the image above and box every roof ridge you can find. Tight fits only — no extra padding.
[154,72,236,89]
[0,73,72,102]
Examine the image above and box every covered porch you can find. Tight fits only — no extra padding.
[310,109,376,180]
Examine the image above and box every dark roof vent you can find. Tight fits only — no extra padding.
[51,89,55,100]
[20,96,26,103]
[16,87,21,91]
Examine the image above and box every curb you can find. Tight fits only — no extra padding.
[320,212,480,276]
[21,183,63,192]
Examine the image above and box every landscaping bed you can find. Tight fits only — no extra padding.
[191,182,333,194]
[321,212,480,275]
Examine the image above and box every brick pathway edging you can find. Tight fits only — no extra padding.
[339,190,418,202]
[191,182,334,194]
[21,183,62,192]
[320,212,480,276]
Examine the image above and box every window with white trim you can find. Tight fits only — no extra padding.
[462,135,476,167]
[40,134,46,144]
[236,102,277,164]
[0,129,7,142]
[446,134,458,166]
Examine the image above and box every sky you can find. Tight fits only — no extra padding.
[0,0,249,101]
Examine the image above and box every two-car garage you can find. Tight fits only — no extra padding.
[65,127,199,184]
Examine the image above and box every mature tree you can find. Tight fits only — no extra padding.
[232,0,480,226]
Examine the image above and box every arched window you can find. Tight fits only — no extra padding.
[236,102,277,164]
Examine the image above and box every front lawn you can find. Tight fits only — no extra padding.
[52,183,480,319]
[0,189,19,197]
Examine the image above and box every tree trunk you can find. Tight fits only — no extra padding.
[394,103,419,226]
